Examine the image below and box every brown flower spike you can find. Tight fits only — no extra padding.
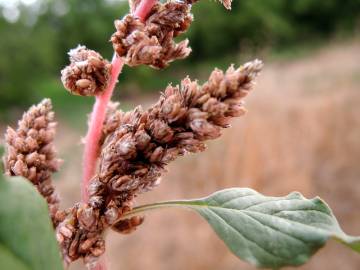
[61,45,112,96]
[97,59,263,208]
[3,99,62,225]
[112,0,233,69]
[111,1,193,68]
[56,59,263,266]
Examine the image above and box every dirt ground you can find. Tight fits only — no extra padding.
[6,41,360,270]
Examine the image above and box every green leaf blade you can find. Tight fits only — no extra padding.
[197,205,327,267]
[127,188,360,269]
[0,245,30,270]
[196,188,357,268]
[0,176,63,270]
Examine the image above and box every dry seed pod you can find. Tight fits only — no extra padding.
[61,45,112,96]
[111,216,145,234]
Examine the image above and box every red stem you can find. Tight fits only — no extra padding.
[134,0,157,21]
[81,0,158,269]
[81,54,124,202]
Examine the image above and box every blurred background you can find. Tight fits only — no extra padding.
[1,0,360,269]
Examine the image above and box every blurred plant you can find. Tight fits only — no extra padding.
[1,0,360,270]
[0,143,4,173]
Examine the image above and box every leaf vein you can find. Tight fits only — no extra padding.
[209,209,290,261]
[241,210,330,235]
[240,211,308,245]
[218,194,259,207]
[272,209,333,218]
[241,198,300,211]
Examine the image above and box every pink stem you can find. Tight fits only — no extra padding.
[92,256,108,270]
[81,54,124,202]
[81,0,158,269]
[134,0,157,21]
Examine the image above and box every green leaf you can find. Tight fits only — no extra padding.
[0,176,63,270]
[123,188,360,269]
[0,245,29,270]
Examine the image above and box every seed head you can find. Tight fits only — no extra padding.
[95,60,264,217]
[111,2,193,68]
[56,60,263,266]
[61,45,112,96]
[3,99,62,225]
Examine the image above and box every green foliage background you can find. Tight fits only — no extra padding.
[0,0,359,120]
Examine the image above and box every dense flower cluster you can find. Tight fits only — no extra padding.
[56,60,262,266]
[61,46,112,96]
[111,1,193,68]
[3,99,62,225]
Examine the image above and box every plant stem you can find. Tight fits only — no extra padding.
[123,201,199,217]
[81,54,124,202]
[134,0,157,21]
[93,256,108,270]
[81,0,158,269]
[119,200,205,221]
[81,0,157,203]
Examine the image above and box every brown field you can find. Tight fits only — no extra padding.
[4,41,360,270]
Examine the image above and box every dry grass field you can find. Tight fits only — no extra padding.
[3,41,360,270]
